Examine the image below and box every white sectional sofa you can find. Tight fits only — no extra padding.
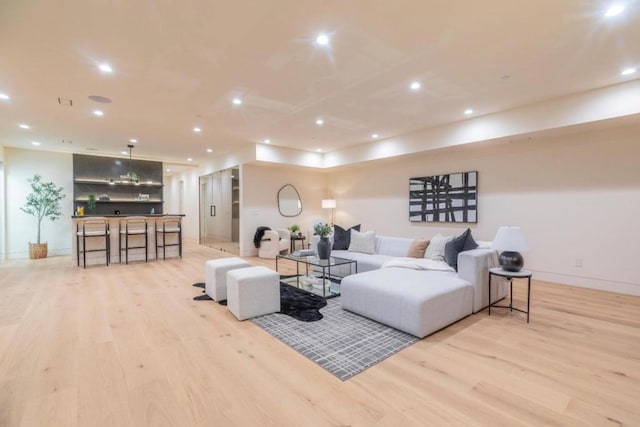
[310,233,506,338]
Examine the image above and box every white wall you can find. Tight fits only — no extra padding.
[4,148,74,258]
[328,124,640,295]
[173,167,201,242]
[240,163,328,256]
[0,159,5,258]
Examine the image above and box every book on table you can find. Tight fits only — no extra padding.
[292,249,315,257]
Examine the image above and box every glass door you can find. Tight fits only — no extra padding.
[199,167,240,254]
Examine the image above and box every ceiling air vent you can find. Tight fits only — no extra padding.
[58,97,73,106]
[88,95,112,103]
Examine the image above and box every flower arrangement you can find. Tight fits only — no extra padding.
[314,221,332,238]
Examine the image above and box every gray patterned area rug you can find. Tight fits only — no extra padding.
[251,297,419,381]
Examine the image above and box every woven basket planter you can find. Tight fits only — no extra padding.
[29,243,48,259]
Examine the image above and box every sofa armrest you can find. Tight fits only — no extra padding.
[458,248,504,313]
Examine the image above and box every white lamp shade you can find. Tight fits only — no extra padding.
[322,199,336,209]
[492,226,529,252]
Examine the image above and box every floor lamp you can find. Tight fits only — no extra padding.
[322,199,336,225]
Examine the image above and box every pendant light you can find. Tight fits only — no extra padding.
[127,144,139,184]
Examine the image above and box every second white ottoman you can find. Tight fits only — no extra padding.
[227,266,280,321]
[205,257,251,301]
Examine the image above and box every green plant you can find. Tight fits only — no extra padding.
[313,222,332,238]
[288,224,300,233]
[87,194,97,213]
[20,174,65,244]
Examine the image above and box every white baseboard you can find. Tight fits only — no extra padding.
[533,270,640,296]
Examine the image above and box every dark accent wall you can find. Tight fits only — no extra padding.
[73,154,163,215]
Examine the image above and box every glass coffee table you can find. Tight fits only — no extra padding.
[275,253,357,298]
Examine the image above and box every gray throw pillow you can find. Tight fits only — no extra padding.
[444,228,478,271]
[333,224,360,250]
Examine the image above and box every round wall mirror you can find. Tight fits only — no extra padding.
[277,184,302,217]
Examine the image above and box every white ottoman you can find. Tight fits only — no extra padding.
[205,258,251,301]
[227,266,280,321]
[341,267,474,338]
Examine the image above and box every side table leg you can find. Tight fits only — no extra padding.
[488,272,492,316]
[510,279,513,311]
[527,277,531,323]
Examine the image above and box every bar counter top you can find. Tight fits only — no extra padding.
[71,213,185,218]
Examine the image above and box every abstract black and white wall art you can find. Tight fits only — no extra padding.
[409,171,477,223]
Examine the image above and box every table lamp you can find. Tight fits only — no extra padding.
[491,226,529,272]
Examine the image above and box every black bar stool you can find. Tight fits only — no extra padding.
[155,216,182,260]
[119,216,149,264]
[76,217,110,268]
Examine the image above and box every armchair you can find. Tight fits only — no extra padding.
[258,229,290,259]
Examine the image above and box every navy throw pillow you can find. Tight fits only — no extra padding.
[333,224,361,250]
[444,228,478,271]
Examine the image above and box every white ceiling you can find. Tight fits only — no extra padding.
[1,0,639,166]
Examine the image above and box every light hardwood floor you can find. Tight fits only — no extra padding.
[0,240,638,426]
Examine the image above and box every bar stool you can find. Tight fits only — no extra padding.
[119,216,149,264]
[76,217,110,268]
[155,216,182,260]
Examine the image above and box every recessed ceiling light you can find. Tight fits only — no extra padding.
[206,148,213,153]
[187,158,193,162]
[0,93,10,100]
[98,63,113,73]
[316,118,324,125]
[464,109,474,115]
[31,141,41,146]
[19,124,30,129]
[410,81,421,91]
[371,133,379,139]
[129,138,137,143]
[193,127,201,133]
[232,98,242,105]
[121,151,128,155]
[621,67,637,76]
[316,33,330,46]
[93,110,104,116]
[605,4,625,17]
[263,139,271,144]
[166,168,171,172]
[316,148,322,152]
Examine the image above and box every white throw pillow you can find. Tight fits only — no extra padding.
[348,229,376,254]
[424,233,453,261]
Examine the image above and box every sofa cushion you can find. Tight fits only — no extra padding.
[424,233,453,261]
[331,250,394,273]
[406,238,429,258]
[349,229,376,254]
[444,228,479,270]
[333,224,360,250]
[376,236,415,257]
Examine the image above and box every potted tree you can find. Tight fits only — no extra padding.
[20,174,65,259]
